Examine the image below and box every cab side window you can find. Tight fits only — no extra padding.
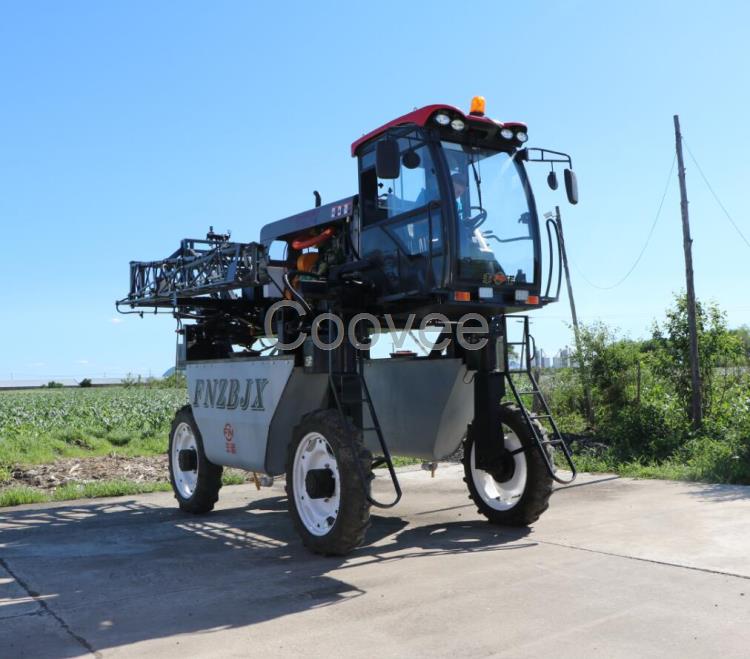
[359,132,446,294]
[360,134,439,226]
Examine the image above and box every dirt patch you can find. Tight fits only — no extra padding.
[7,455,254,490]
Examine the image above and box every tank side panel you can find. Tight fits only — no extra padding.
[433,370,475,459]
[264,369,329,475]
[186,357,294,471]
[362,359,474,461]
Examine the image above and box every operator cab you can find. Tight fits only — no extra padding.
[353,98,577,318]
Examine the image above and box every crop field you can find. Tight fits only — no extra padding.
[0,387,186,436]
[0,387,186,485]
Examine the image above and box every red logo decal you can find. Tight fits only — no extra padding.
[224,423,236,454]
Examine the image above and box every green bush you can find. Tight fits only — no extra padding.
[543,294,750,484]
[537,368,587,433]
[680,434,750,484]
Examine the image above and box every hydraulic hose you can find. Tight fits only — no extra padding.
[291,227,335,250]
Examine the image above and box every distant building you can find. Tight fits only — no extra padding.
[552,347,573,369]
[533,348,552,369]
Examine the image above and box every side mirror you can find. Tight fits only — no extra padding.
[402,150,421,169]
[564,168,578,205]
[547,170,558,191]
[376,138,401,179]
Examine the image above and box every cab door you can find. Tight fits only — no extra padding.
[358,131,446,300]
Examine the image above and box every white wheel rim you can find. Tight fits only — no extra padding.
[470,427,527,511]
[172,422,199,498]
[292,432,340,536]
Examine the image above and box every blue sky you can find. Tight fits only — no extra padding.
[1,1,748,379]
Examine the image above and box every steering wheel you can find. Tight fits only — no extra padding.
[463,206,487,230]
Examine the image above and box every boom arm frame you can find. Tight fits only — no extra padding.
[118,237,268,310]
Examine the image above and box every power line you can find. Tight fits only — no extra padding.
[683,139,750,252]
[570,154,676,290]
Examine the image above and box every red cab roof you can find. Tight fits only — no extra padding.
[350,103,526,156]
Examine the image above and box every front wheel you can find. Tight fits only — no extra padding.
[463,403,553,526]
[286,410,372,556]
[168,405,223,514]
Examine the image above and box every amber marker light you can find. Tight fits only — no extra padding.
[469,96,486,116]
[454,291,471,302]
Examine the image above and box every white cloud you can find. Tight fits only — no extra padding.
[110,317,124,325]
[77,359,90,365]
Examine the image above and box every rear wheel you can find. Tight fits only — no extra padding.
[463,403,553,526]
[168,406,223,514]
[286,410,372,556]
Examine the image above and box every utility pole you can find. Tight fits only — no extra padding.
[673,115,702,429]
[555,206,595,428]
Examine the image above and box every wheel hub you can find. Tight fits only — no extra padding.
[488,449,516,483]
[305,468,336,499]
[292,432,341,537]
[171,422,199,499]
[178,448,198,472]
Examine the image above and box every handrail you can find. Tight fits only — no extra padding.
[542,217,563,302]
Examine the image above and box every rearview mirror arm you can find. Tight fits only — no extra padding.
[518,147,573,169]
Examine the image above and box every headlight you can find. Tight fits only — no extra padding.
[516,131,528,143]
[434,113,450,126]
[450,118,466,131]
[500,128,514,140]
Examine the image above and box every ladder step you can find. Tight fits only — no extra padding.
[329,360,403,506]
[530,414,552,419]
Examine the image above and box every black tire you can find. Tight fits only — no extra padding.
[462,403,553,526]
[168,405,223,514]
[286,409,372,556]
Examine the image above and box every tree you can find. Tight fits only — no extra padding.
[575,322,642,414]
[729,325,750,363]
[651,295,743,421]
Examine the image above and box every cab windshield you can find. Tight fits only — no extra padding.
[442,141,535,286]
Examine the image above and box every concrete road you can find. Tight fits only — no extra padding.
[2,466,749,658]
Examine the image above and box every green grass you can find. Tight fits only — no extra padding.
[390,456,421,468]
[569,437,749,484]
[0,486,50,506]
[570,448,690,477]
[221,472,246,485]
[51,480,173,500]
[0,475,255,508]
[0,480,174,507]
